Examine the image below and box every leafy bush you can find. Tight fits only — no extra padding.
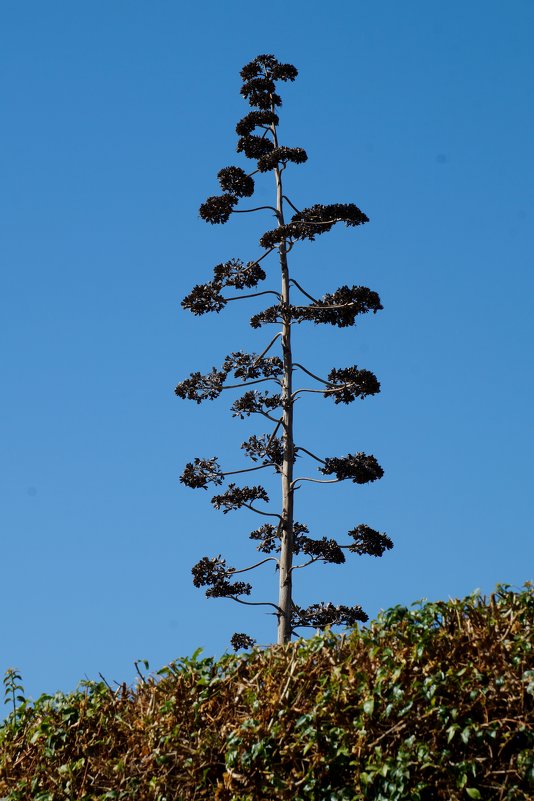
[1,585,532,800]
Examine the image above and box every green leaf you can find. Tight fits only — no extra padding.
[447,724,459,742]
[466,789,482,799]
[363,698,374,715]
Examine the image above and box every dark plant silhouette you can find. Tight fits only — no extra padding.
[177,54,392,646]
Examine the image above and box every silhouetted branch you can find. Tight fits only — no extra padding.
[222,377,281,391]
[282,195,301,214]
[289,279,318,303]
[232,205,278,214]
[291,556,320,571]
[225,596,282,613]
[242,503,282,520]
[225,290,281,302]
[295,446,325,464]
[293,362,329,385]
[291,477,342,488]
[223,464,275,478]
[254,332,282,363]
[230,557,279,574]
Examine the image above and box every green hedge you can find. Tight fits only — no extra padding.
[1,585,532,800]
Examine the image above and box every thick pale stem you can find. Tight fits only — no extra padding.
[273,120,295,646]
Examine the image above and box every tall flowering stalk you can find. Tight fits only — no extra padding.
[177,55,392,647]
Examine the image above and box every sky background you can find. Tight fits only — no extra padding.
[1,1,533,707]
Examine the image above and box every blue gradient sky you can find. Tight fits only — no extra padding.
[1,1,533,705]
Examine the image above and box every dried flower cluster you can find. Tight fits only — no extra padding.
[210,483,270,513]
[248,286,383,329]
[257,146,308,173]
[326,366,381,403]
[347,524,394,557]
[292,602,368,629]
[175,351,283,403]
[231,390,282,418]
[294,535,346,564]
[320,453,384,483]
[260,204,369,249]
[217,166,254,198]
[235,109,279,136]
[180,457,223,490]
[181,258,267,316]
[241,433,285,467]
[191,556,252,599]
[229,631,257,650]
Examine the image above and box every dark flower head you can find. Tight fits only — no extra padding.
[213,258,266,290]
[199,194,237,224]
[236,110,279,137]
[257,147,308,173]
[326,366,381,403]
[231,390,281,419]
[249,523,279,553]
[222,350,283,380]
[192,556,252,598]
[206,580,251,598]
[241,433,285,468]
[241,76,282,109]
[320,453,384,484]
[181,283,226,315]
[230,632,256,650]
[217,166,254,198]
[211,483,269,513]
[240,55,298,83]
[175,368,227,403]
[249,304,287,329]
[291,602,368,629]
[236,135,274,160]
[293,535,345,565]
[347,524,393,557]
[259,203,369,248]
[293,286,383,328]
[180,457,224,490]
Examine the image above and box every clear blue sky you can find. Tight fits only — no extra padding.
[1,1,533,705]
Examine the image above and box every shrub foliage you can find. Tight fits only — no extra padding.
[1,586,532,800]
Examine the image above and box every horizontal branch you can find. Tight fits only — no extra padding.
[254,409,282,424]
[223,596,282,613]
[225,290,281,302]
[293,362,329,385]
[232,205,278,214]
[291,387,324,399]
[229,557,279,575]
[242,502,282,520]
[293,386,356,401]
[291,556,320,572]
[295,446,325,464]
[221,377,281,391]
[222,463,274,478]
[289,279,318,304]
[291,477,342,489]
[294,301,369,312]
